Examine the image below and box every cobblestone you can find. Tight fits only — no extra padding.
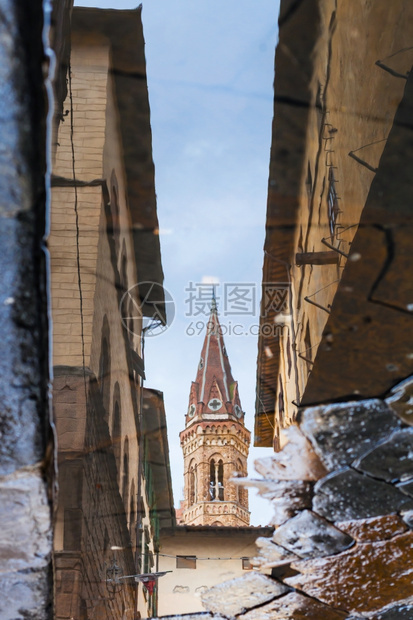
[299,400,401,472]
[313,468,413,521]
[200,572,289,617]
[353,428,413,483]
[272,509,354,559]
[193,393,413,619]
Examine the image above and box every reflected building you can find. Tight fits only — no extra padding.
[50,6,173,619]
[254,0,413,450]
[157,307,272,615]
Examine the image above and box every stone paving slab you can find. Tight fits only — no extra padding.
[153,615,226,620]
[299,400,401,471]
[180,394,413,620]
[353,428,413,483]
[252,536,299,569]
[335,514,407,543]
[313,468,413,521]
[200,572,289,618]
[272,509,354,559]
[396,479,413,497]
[237,592,349,619]
[285,531,413,615]
[0,466,51,620]
[366,596,413,619]
[386,377,413,426]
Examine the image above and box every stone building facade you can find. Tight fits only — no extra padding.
[180,304,250,527]
[50,7,172,619]
[254,0,413,449]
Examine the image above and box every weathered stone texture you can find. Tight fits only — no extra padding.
[397,479,413,498]
[299,400,401,472]
[336,515,407,543]
[238,592,349,620]
[252,536,299,569]
[272,510,354,559]
[0,467,52,618]
[0,0,48,475]
[0,0,51,618]
[242,478,313,526]
[286,531,413,614]
[0,466,51,572]
[313,468,413,521]
[229,397,413,618]
[354,428,413,483]
[367,597,413,619]
[200,572,289,617]
[386,377,413,426]
[254,426,327,481]
[154,616,225,620]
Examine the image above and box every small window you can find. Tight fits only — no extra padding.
[327,167,339,239]
[304,322,312,373]
[286,332,292,377]
[176,555,196,569]
[306,162,312,210]
[278,377,285,423]
[242,557,252,570]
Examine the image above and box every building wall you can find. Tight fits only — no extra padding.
[271,0,413,440]
[54,372,137,620]
[50,13,160,618]
[157,528,272,617]
[50,39,108,366]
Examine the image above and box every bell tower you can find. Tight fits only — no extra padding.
[179,301,251,526]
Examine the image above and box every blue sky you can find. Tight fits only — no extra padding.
[74,0,280,525]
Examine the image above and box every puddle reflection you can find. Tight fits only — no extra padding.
[49,1,413,619]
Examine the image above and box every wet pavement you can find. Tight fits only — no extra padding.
[155,380,413,619]
[2,0,413,618]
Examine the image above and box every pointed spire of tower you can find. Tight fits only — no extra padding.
[186,300,244,425]
[211,286,217,313]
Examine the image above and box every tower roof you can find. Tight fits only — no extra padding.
[186,303,244,425]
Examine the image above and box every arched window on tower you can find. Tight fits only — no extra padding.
[209,458,224,501]
[188,461,197,506]
[236,459,243,504]
[236,459,247,506]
